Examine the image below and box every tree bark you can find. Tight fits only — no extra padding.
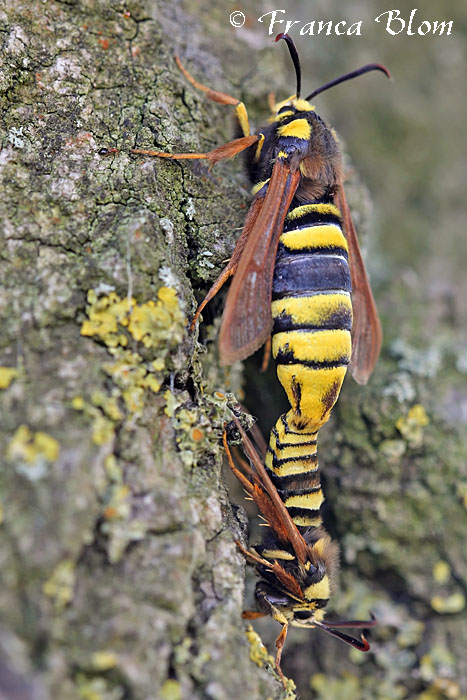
[0,1,285,698]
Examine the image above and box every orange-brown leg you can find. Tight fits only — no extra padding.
[274,624,289,687]
[174,55,250,137]
[130,133,259,165]
[242,610,267,620]
[190,195,264,332]
[189,259,238,332]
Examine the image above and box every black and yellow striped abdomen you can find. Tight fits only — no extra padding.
[265,412,322,530]
[256,411,334,610]
[272,202,352,431]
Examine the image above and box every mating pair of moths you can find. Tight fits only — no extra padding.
[134,34,389,678]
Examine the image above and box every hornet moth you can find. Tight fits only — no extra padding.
[119,34,389,681]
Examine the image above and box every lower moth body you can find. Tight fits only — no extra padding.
[259,410,335,606]
[256,201,352,593]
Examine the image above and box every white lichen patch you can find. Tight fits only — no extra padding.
[94,282,116,296]
[382,371,416,403]
[7,126,25,149]
[390,338,442,378]
[159,218,175,244]
[49,55,82,93]
[197,250,215,270]
[158,266,180,291]
[50,168,81,201]
[5,25,29,55]
[185,197,196,220]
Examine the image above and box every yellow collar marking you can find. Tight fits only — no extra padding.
[278,118,311,140]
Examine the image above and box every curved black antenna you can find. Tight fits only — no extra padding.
[275,33,301,99]
[306,64,391,101]
[322,613,377,629]
[314,620,372,651]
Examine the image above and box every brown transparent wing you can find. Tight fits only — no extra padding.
[226,417,308,565]
[336,185,382,385]
[219,159,301,365]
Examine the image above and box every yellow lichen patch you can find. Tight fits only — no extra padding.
[91,414,115,446]
[80,290,133,341]
[160,680,182,700]
[71,395,85,411]
[104,454,122,483]
[417,679,461,700]
[433,561,451,584]
[91,390,123,422]
[431,593,465,614]
[173,406,213,467]
[80,287,186,420]
[128,290,186,349]
[75,674,124,700]
[91,651,119,670]
[72,288,188,567]
[0,366,18,389]
[81,286,185,355]
[72,396,116,447]
[43,559,75,610]
[396,403,429,448]
[164,389,179,418]
[7,425,59,467]
[245,625,274,669]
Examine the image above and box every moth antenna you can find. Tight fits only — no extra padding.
[275,33,302,99]
[306,64,390,100]
[314,620,373,651]
[323,613,377,629]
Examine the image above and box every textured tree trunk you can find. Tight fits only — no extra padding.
[1,2,466,700]
[0,1,286,698]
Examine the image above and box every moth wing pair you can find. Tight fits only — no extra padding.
[218,161,382,385]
